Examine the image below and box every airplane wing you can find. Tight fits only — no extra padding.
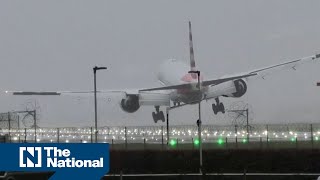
[5,90,129,96]
[140,53,320,92]
[4,89,171,106]
[222,53,320,80]
[5,53,320,95]
[4,89,144,97]
[249,54,320,74]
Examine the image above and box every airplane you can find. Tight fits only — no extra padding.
[5,21,320,123]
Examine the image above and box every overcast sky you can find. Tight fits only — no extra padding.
[0,1,320,128]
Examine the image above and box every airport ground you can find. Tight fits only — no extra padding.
[1,143,320,179]
[2,124,320,179]
[105,147,320,180]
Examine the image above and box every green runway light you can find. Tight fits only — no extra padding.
[242,139,247,143]
[217,138,224,145]
[315,137,319,141]
[169,139,177,147]
[193,138,200,146]
[291,137,295,142]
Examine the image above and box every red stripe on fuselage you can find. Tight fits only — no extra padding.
[181,73,203,82]
[178,73,204,94]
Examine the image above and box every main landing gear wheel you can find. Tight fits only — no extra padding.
[212,98,225,115]
[152,106,165,123]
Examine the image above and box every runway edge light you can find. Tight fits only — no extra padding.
[217,138,224,145]
[169,139,177,147]
[193,138,200,146]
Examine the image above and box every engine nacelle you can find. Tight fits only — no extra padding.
[231,79,247,97]
[120,94,140,113]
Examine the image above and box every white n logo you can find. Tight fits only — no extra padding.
[19,147,42,167]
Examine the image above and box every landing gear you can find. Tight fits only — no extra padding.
[152,106,165,123]
[212,98,225,115]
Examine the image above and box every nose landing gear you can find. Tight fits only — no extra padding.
[212,98,225,114]
[152,106,165,123]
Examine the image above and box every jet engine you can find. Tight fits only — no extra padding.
[231,79,247,97]
[120,94,140,113]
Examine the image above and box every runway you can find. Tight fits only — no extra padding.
[1,123,319,146]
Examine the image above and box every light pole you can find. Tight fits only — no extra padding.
[33,110,36,143]
[93,66,107,143]
[166,107,170,146]
[8,112,11,143]
[188,70,202,174]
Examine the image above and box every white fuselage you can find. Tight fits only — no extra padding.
[157,59,239,104]
[158,59,193,85]
[157,59,205,104]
